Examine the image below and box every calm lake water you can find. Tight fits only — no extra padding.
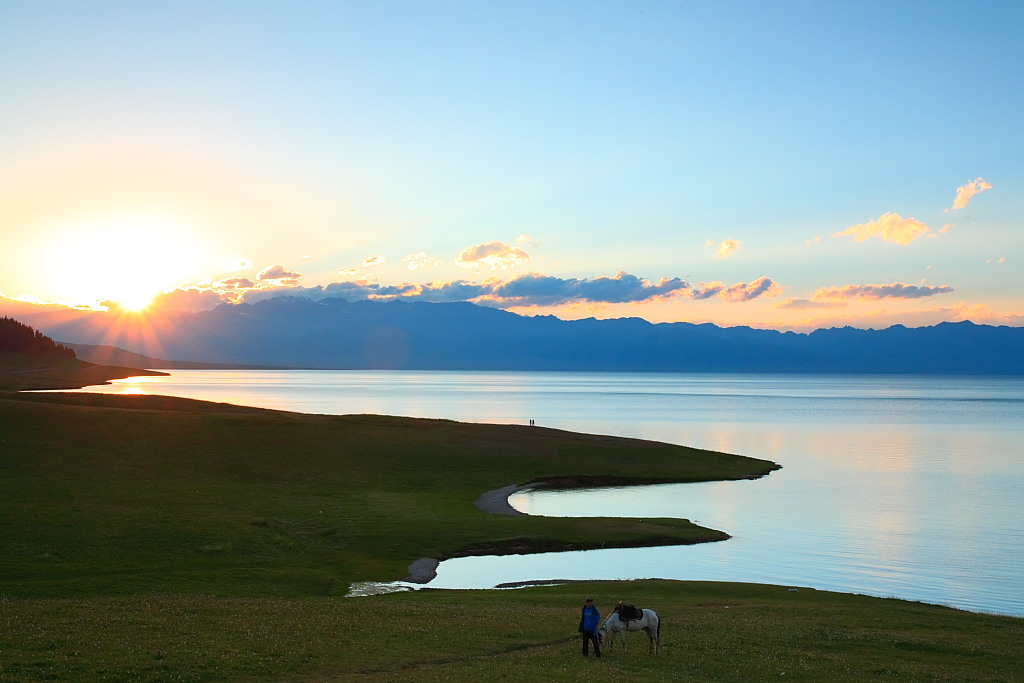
[67,370,1024,617]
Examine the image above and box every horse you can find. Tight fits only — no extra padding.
[599,608,661,654]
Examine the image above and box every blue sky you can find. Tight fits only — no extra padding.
[1,1,1020,330]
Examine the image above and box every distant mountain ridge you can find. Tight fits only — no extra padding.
[65,343,287,370]
[8,296,1024,374]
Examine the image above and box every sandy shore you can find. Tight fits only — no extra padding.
[474,484,528,516]
[404,557,441,583]
[405,485,528,583]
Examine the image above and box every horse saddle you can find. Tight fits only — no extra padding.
[617,603,642,621]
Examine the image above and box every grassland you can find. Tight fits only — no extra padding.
[2,376,1021,682]
[4,581,1022,682]
[0,390,777,596]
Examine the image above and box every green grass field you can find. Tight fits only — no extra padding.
[2,385,1021,682]
[5,582,1022,682]
[1,391,777,597]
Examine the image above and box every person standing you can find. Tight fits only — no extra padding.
[578,596,602,658]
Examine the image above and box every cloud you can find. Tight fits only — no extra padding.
[456,241,531,270]
[362,255,385,267]
[149,288,226,313]
[216,277,256,289]
[833,212,933,245]
[719,276,783,302]
[516,234,540,247]
[487,273,779,307]
[402,251,444,271]
[234,270,783,309]
[258,265,303,283]
[716,239,743,258]
[813,282,954,301]
[950,177,992,210]
[702,238,743,256]
[221,254,253,271]
[690,277,782,302]
[489,271,691,306]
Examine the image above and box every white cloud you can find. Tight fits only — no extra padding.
[402,252,444,271]
[716,239,743,258]
[833,212,933,245]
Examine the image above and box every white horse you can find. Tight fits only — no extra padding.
[599,608,661,654]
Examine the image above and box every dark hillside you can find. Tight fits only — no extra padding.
[0,316,165,391]
[0,316,75,358]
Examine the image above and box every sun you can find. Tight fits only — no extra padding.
[46,213,204,311]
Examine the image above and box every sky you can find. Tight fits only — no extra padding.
[1,0,1021,332]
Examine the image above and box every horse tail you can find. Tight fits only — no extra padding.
[656,610,662,643]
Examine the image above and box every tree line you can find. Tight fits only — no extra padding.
[0,317,76,358]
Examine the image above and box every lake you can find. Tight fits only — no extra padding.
[66,370,1024,617]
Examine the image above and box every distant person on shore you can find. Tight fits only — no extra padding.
[578,596,602,658]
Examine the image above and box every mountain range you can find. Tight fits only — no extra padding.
[5,296,1023,374]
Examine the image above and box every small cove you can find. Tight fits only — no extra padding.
[66,370,1024,616]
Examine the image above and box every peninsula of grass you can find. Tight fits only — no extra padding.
[1,389,777,597]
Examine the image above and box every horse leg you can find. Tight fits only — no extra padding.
[647,623,660,655]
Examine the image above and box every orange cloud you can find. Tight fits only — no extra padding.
[257,265,302,285]
[456,241,531,270]
[833,212,933,245]
[693,276,781,302]
[950,177,992,210]
[149,288,225,313]
[717,239,743,258]
[719,276,782,302]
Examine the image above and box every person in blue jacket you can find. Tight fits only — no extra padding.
[578,596,602,657]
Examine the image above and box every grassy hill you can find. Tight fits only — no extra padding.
[0,391,779,597]
[2,370,1020,681]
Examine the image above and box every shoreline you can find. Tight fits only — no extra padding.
[406,484,529,583]
[473,484,528,517]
